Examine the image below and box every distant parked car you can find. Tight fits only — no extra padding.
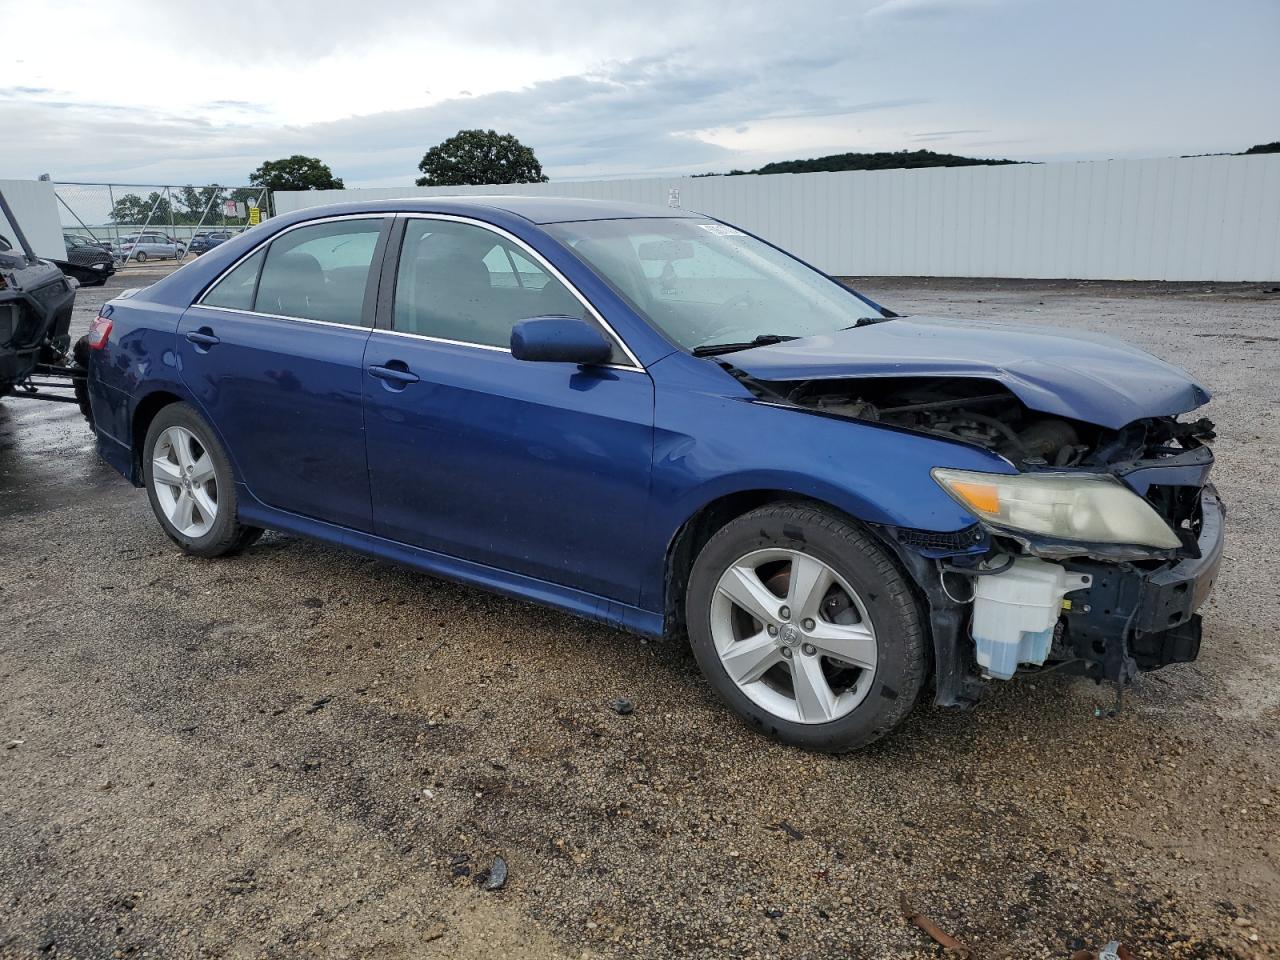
[119,232,185,262]
[65,234,113,252]
[188,231,235,255]
[55,234,116,286]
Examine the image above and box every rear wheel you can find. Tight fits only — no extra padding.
[134,251,147,263]
[686,502,926,752]
[72,335,92,425]
[143,403,262,557]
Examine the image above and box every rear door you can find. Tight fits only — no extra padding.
[177,215,390,531]
[362,215,655,604]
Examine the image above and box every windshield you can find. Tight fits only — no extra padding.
[545,217,883,352]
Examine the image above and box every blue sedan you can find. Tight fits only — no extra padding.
[84,197,1224,751]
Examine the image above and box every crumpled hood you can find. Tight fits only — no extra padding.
[728,315,1211,430]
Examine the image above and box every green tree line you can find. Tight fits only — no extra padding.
[109,186,265,225]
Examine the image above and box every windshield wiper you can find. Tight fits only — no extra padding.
[691,333,800,357]
[841,314,896,330]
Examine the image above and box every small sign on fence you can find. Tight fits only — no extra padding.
[248,206,261,226]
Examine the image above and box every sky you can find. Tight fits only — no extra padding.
[0,0,1276,188]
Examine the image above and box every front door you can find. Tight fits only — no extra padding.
[177,216,389,531]
[362,216,654,604]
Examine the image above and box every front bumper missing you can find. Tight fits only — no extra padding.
[884,485,1226,708]
[1061,485,1225,681]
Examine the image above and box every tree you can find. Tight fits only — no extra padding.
[177,184,225,220]
[1243,141,1280,154]
[415,129,548,187]
[109,191,172,225]
[248,155,344,192]
[109,193,149,224]
[751,149,1019,176]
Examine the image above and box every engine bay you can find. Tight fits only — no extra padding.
[781,375,1214,470]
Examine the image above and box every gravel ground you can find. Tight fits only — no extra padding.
[1,266,1277,959]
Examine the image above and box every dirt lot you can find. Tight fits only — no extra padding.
[1,266,1277,959]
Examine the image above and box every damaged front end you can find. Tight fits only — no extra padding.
[781,375,1224,707]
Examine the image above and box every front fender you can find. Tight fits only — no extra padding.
[639,351,1016,610]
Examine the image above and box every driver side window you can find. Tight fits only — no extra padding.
[392,219,615,356]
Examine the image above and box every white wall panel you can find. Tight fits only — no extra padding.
[0,179,67,260]
[274,155,1280,281]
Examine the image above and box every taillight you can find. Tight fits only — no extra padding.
[87,314,113,350]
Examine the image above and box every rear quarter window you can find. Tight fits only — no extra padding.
[202,249,265,310]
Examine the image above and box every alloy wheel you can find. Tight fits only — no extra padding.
[151,425,218,538]
[710,548,878,724]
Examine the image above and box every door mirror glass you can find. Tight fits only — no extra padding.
[510,316,612,365]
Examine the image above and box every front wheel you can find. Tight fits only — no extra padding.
[686,503,927,752]
[134,251,147,263]
[142,403,262,557]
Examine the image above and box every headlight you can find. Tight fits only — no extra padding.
[931,468,1181,549]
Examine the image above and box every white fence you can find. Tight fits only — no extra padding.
[275,155,1280,282]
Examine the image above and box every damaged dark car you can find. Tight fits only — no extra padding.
[87,198,1223,752]
[55,233,117,286]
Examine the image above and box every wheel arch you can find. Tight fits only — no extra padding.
[661,485,941,660]
[129,389,185,484]
[663,488,869,641]
[661,488,950,722]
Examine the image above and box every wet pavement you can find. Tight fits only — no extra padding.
[0,270,1277,959]
[0,272,128,518]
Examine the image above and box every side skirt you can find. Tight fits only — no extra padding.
[235,485,666,639]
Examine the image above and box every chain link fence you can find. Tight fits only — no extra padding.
[53,181,270,268]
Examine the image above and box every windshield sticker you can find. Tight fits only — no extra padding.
[698,223,746,237]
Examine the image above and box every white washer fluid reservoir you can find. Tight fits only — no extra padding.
[970,558,1090,680]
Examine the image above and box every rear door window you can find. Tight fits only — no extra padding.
[254,219,384,325]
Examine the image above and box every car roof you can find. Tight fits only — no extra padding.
[311,195,700,225]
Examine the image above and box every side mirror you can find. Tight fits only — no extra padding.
[510,316,612,365]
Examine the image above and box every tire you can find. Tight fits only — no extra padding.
[134,251,147,263]
[685,502,926,752]
[72,335,93,425]
[142,403,262,557]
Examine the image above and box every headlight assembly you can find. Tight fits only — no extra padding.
[931,468,1181,550]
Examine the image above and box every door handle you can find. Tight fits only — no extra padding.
[185,328,220,348]
[367,362,420,385]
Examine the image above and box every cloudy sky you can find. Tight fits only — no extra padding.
[0,0,1276,187]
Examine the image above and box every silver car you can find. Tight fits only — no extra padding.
[118,232,185,262]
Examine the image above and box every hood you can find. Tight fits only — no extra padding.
[728,316,1210,430]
